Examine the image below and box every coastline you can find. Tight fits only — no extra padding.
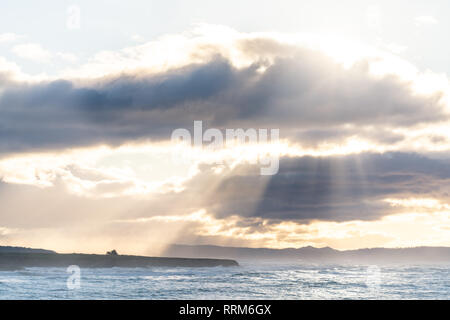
[0,252,239,270]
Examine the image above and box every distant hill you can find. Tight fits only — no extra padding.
[3,244,449,266]
[0,246,56,254]
[163,244,450,264]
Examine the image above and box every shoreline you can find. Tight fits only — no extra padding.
[0,252,239,270]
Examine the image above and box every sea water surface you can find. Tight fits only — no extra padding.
[0,262,449,299]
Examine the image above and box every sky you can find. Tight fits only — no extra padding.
[0,0,449,254]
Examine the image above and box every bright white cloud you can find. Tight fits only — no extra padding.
[131,34,146,43]
[0,142,200,198]
[0,32,23,43]
[12,43,53,63]
[11,42,78,64]
[415,15,439,26]
[56,52,78,63]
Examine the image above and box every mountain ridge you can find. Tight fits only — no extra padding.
[163,244,450,264]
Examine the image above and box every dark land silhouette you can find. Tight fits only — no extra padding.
[0,246,238,270]
[163,244,450,264]
[3,244,450,270]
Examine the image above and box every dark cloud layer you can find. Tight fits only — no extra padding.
[0,44,446,153]
[1,152,449,229]
[198,152,450,222]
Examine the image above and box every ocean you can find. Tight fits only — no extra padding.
[0,263,449,299]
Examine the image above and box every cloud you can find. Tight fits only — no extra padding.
[384,43,407,55]
[1,151,449,252]
[0,33,23,44]
[12,43,53,63]
[2,144,448,225]
[415,16,439,26]
[0,143,195,198]
[195,153,450,222]
[0,44,447,154]
[131,34,146,43]
[11,42,78,64]
[0,57,22,83]
[1,27,449,252]
[56,52,78,63]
